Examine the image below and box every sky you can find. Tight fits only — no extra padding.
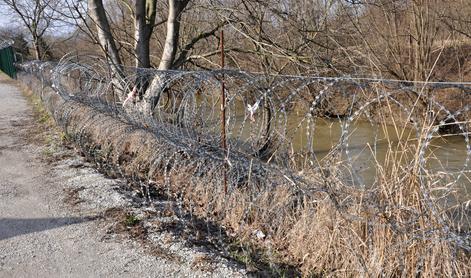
[0,3,79,38]
[0,13,20,28]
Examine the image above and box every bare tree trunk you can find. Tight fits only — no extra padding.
[88,0,125,98]
[158,0,190,70]
[142,0,190,114]
[135,0,157,68]
[133,0,157,101]
[33,38,41,60]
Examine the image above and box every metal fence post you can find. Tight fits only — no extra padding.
[220,30,228,194]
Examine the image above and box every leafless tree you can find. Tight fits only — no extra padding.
[87,0,125,92]
[158,0,190,69]
[0,0,61,59]
[8,0,470,83]
[135,0,158,68]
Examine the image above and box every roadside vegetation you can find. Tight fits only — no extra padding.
[19,73,470,276]
[4,0,471,276]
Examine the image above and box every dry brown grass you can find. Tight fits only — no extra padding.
[20,73,471,277]
[173,153,470,276]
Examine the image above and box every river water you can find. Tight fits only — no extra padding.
[309,119,468,181]
[228,111,471,199]
[161,94,471,199]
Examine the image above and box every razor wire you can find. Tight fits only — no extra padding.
[0,39,13,50]
[16,55,471,271]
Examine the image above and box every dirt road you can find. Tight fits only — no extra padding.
[0,76,245,277]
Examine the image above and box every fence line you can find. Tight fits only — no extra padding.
[16,56,471,275]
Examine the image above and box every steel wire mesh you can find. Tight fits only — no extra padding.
[16,55,471,275]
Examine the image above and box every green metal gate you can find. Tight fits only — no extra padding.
[0,41,16,79]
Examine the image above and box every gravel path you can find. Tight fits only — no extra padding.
[0,76,246,278]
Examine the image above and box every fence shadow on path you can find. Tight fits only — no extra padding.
[0,216,98,240]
